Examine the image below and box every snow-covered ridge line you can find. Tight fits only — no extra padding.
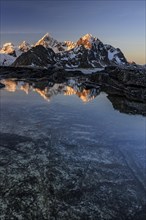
[0,32,137,68]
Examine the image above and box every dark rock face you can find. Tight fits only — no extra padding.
[0,66,84,83]
[106,67,146,101]
[12,45,56,67]
[107,95,146,116]
[104,45,127,65]
[106,66,146,87]
[58,41,127,69]
[90,66,146,102]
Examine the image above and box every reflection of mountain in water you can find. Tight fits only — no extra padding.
[64,85,99,102]
[2,79,17,92]
[1,78,146,115]
[20,83,30,94]
[1,79,100,103]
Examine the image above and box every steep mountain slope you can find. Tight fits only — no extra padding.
[11,45,56,67]
[35,33,67,53]
[35,33,77,52]
[58,34,127,68]
[18,41,31,52]
[104,44,127,65]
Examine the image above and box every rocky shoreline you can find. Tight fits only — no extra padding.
[0,65,146,115]
[89,66,146,102]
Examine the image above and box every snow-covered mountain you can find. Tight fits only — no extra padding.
[0,43,16,57]
[18,41,31,52]
[0,41,31,65]
[35,33,64,53]
[1,33,128,68]
[77,33,97,49]
[57,34,127,68]
[104,44,127,65]
[64,41,76,50]
[35,33,76,52]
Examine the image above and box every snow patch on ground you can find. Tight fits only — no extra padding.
[108,50,118,60]
[115,56,122,64]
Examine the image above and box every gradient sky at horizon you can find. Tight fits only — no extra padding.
[0,0,145,64]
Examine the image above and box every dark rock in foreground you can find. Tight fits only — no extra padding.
[0,130,146,220]
[0,66,83,82]
[0,82,5,88]
[90,66,146,102]
[107,95,146,116]
[0,65,146,103]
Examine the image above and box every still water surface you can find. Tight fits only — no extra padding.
[0,79,146,219]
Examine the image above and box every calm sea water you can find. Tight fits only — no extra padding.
[0,79,146,219]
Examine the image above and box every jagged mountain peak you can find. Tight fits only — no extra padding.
[35,33,64,53]
[18,41,31,52]
[35,33,57,47]
[64,41,76,50]
[19,40,28,45]
[0,42,16,57]
[40,33,52,40]
[44,32,51,37]
[2,42,14,47]
[77,33,100,49]
[82,33,93,40]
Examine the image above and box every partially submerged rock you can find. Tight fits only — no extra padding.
[107,95,146,116]
[90,66,146,102]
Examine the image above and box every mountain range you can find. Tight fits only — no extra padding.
[0,33,137,68]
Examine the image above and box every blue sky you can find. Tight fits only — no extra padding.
[0,0,145,64]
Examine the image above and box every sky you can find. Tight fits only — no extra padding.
[0,0,145,64]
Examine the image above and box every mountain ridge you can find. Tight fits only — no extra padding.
[0,33,137,68]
